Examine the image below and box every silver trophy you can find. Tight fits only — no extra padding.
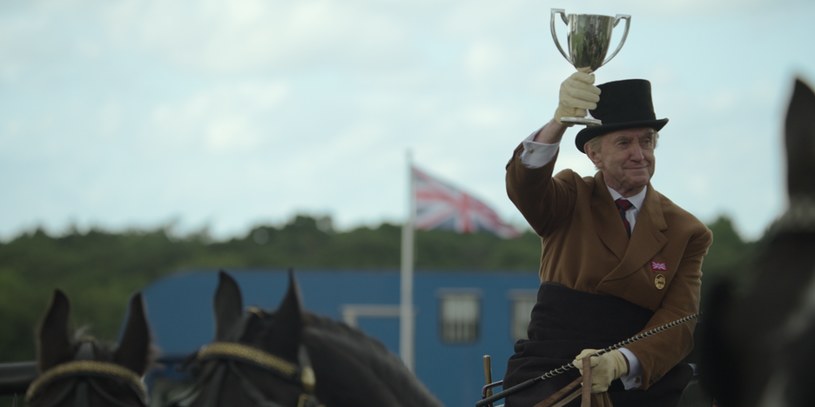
[550,9,631,126]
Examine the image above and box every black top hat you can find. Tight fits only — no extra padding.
[575,79,669,153]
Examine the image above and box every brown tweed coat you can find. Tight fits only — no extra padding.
[506,145,713,390]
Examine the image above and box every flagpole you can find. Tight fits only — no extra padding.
[400,150,415,372]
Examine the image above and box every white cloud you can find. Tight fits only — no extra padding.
[147,81,290,154]
[461,103,512,127]
[101,0,413,75]
[463,40,504,82]
[1,0,814,242]
[576,0,792,16]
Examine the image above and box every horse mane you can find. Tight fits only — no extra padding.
[66,321,157,374]
[301,311,443,407]
[65,333,158,372]
[65,329,131,363]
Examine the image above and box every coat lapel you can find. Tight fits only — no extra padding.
[604,185,668,283]
[591,172,629,259]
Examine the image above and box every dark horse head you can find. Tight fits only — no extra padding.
[700,78,815,407]
[26,290,152,407]
[181,270,443,407]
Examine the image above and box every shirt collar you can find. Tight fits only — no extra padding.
[608,186,647,210]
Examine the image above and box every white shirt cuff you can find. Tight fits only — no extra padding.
[519,130,559,168]
[619,347,643,390]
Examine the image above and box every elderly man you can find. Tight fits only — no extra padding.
[502,72,713,407]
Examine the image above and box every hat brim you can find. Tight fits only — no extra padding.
[575,118,669,153]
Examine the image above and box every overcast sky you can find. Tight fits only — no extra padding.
[2,0,814,243]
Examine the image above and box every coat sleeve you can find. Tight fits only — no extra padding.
[505,144,577,237]
[626,222,713,389]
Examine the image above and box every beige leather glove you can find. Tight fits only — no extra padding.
[554,71,601,126]
[572,349,629,393]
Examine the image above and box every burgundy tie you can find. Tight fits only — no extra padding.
[615,198,633,236]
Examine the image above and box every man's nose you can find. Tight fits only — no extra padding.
[630,144,645,160]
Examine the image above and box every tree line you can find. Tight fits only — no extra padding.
[0,213,756,363]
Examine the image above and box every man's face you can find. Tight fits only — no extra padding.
[587,127,657,196]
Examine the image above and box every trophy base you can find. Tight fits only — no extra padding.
[561,117,602,126]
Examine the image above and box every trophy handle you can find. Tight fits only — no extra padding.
[601,14,631,67]
[550,9,571,63]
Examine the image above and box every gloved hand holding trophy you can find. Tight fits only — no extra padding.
[550,9,631,126]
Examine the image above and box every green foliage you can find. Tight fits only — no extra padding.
[416,229,540,270]
[701,215,757,295]
[0,213,753,367]
[0,269,43,361]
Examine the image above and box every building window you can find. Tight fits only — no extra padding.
[438,291,480,344]
[510,291,537,341]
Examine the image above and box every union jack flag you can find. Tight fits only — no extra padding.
[412,165,520,238]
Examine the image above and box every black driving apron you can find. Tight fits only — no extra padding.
[503,283,692,407]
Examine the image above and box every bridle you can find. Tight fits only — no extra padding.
[24,352,148,407]
[184,341,323,407]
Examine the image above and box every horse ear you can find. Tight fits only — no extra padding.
[278,269,304,323]
[214,270,244,341]
[273,269,305,345]
[113,292,151,375]
[784,77,815,200]
[37,290,73,372]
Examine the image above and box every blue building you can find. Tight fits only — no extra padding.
[142,268,540,407]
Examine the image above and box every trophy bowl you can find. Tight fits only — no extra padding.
[551,9,631,126]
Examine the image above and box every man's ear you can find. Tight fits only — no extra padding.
[585,143,602,166]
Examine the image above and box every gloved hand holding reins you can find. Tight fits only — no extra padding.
[572,348,629,393]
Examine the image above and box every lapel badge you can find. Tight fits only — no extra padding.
[651,261,667,272]
[654,274,666,290]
